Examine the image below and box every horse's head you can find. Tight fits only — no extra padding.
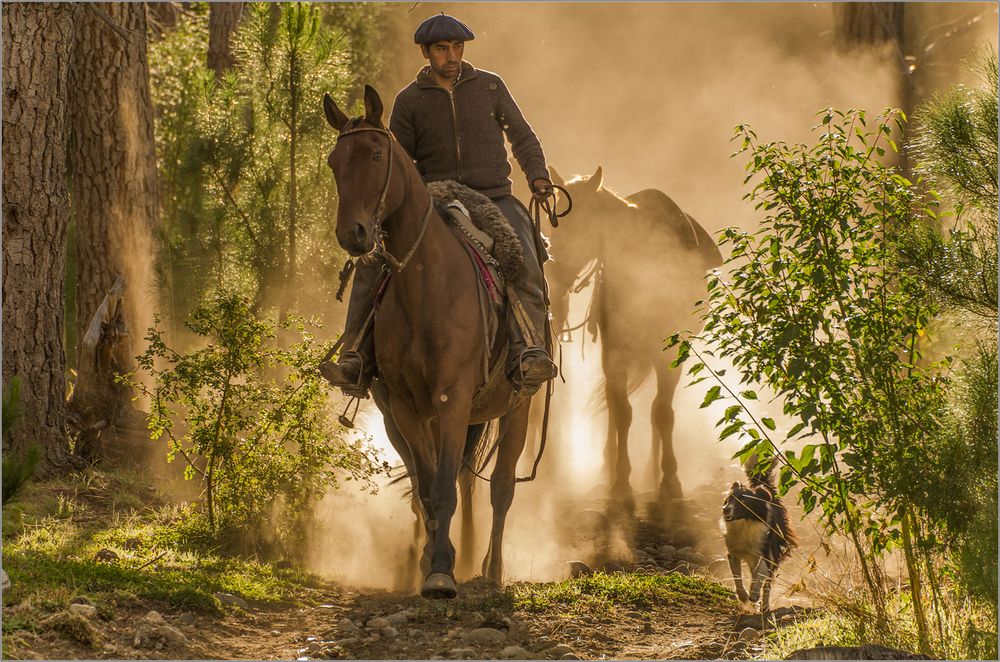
[547,165,624,256]
[324,86,402,256]
[545,165,620,319]
[549,165,608,219]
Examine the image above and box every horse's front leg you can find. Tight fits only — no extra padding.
[653,362,683,502]
[373,381,428,586]
[388,396,438,584]
[603,345,633,508]
[482,398,530,584]
[420,385,475,599]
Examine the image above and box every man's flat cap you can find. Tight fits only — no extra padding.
[414,14,475,44]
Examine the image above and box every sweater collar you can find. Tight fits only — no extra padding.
[416,61,479,89]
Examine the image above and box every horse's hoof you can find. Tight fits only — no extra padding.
[421,572,457,599]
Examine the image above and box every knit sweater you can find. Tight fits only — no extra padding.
[389,62,549,199]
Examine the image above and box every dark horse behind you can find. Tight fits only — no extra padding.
[545,166,723,509]
[323,86,534,599]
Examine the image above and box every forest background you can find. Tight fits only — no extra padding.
[1,2,997,660]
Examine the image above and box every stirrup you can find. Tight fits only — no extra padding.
[319,356,372,399]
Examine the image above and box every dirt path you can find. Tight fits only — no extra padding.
[3,470,820,661]
[29,577,806,661]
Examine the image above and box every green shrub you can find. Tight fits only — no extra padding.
[149,2,355,321]
[671,108,955,650]
[907,49,998,607]
[124,291,384,556]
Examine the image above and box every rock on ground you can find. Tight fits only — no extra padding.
[461,627,507,646]
[385,610,410,627]
[134,623,188,650]
[213,592,249,609]
[366,616,391,630]
[548,643,575,657]
[500,645,534,659]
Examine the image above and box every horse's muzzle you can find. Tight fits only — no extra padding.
[337,221,374,257]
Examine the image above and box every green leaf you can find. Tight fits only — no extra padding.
[700,385,723,409]
[671,340,691,367]
[723,404,743,421]
[786,422,807,439]
[761,417,777,431]
[720,421,744,440]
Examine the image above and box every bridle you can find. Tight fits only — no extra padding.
[335,124,433,272]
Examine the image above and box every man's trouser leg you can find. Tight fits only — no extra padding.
[319,257,383,397]
[491,195,558,392]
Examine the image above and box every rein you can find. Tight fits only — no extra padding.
[528,183,573,229]
[336,125,433,272]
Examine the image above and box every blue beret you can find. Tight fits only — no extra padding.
[414,14,475,45]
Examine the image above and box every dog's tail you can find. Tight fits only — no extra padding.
[743,452,775,490]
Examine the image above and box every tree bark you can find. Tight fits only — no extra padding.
[146,1,179,41]
[208,2,242,80]
[833,2,905,50]
[67,3,160,422]
[833,3,913,168]
[2,3,85,473]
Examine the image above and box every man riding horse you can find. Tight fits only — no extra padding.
[321,14,558,396]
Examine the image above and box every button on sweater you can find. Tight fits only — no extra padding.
[389,61,549,199]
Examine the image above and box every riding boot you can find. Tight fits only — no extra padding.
[492,195,558,394]
[319,257,383,398]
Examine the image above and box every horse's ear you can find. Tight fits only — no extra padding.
[587,166,604,192]
[548,165,566,187]
[363,85,384,126]
[323,93,350,131]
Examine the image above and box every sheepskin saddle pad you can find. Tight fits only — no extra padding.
[425,180,524,280]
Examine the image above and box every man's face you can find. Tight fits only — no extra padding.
[421,40,464,80]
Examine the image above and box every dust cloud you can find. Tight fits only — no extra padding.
[305,2,998,602]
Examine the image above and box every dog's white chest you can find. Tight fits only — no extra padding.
[724,519,768,556]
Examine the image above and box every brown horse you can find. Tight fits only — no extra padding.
[546,166,722,507]
[323,86,531,599]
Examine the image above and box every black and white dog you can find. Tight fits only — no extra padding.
[722,458,797,613]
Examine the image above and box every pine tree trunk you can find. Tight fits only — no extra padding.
[67,3,160,450]
[2,3,85,473]
[146,1,179,41]
[833,2,905,49]
[833,3,912,169]
[208,2,242,80]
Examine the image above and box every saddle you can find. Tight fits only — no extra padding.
[426,182,532,415]
[336,183,535,414]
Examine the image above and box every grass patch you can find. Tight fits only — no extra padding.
[510,571,732,614]
[761,588,998,661]
[39,611,102,648]
[1,465,332,642]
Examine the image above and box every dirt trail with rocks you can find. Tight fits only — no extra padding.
[7,488,820,661]
[10,574,813,660]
